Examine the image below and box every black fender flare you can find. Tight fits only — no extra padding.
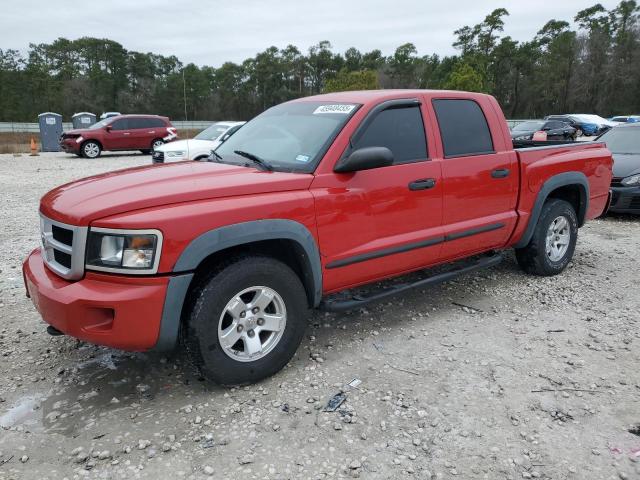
[514,171,589,249]
[153,219,323,351]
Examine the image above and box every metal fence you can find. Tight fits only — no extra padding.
[2,119,536,133]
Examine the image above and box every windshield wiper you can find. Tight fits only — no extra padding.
[234,150,273,171]
[209,150,223,162]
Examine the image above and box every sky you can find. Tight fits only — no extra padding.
[1,0,623,66]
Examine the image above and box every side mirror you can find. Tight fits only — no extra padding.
[105,125,112,132]
[334,146,394,173]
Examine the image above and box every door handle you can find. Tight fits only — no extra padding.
[408,178,436,191]
[123,132,131,135]
[491,168,510,179]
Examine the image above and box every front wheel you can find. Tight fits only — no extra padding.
[515,199,578,276]
[182,256,309,385]
[574,128,583,137]
[81,141,101,159]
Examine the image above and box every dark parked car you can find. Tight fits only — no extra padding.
[598,123,640,214]
[60,114,177,158]
[511,120,576,141]
[544,115,600,136]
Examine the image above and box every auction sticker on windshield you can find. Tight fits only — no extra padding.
[313,104,356,114]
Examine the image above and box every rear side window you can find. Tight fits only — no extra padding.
[354,106,427,164]
[433,99,494,157]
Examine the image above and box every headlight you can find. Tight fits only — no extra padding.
[166,151,185,157]
[621,174,640,186]
[85,228,163,274]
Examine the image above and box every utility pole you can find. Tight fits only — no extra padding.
[182,68,188,121]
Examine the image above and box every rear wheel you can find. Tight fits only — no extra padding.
[81,141,101,159]
[182,256,308,385]
[151,138,164,151]
[515,199,578,276]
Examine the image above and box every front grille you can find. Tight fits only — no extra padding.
[630,196,640,209]
[40,215,88,280]
[53,249,72,268]
[52,224,73,246]
[152,151,164,163]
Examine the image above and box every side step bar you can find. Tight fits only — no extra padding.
[319,253,503,313]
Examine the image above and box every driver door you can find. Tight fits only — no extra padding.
[311,99,444,293]
[106,118,131,150]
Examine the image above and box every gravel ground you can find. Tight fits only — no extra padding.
[0,152,639,480]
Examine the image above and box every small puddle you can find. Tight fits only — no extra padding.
[40,349,162,436]
[0,394,46,429]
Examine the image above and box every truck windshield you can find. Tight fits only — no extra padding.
[598,127,640,154]
[214,101,360,172]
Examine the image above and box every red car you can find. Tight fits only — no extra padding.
[60,114,177,158]
[25,90,612,385]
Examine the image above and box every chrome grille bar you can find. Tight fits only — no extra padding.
[40,214,88,280]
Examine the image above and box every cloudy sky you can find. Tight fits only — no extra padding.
[2,0,622,66]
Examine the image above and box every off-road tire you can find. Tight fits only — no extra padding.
[182,255,309,385]
[81,140,101,159]
[515,198,578,276]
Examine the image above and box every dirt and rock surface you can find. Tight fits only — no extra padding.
[0,152,639,480]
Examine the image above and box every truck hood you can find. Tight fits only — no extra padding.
[611,153,640,179]
[40,162,313,225]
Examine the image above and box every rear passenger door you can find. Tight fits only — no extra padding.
[431,97,518,260]
[128,118,155,149]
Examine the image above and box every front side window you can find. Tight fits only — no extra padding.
[110,119,129,131]
[433,99,494,157]
[352,106,427,164]
[215,101,359,173]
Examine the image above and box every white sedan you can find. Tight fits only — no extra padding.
[152,121,245,163]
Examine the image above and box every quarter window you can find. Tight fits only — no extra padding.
[432,99,494,157]
[353,106,427,164]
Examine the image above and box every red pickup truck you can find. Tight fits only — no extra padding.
[23,90,612,385]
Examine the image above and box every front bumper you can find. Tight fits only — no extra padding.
[23,248,171,351]
[609,186,640,214]
[60,138,81,154]
[151,151,165,164]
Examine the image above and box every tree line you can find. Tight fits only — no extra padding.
[0,1,638,122]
